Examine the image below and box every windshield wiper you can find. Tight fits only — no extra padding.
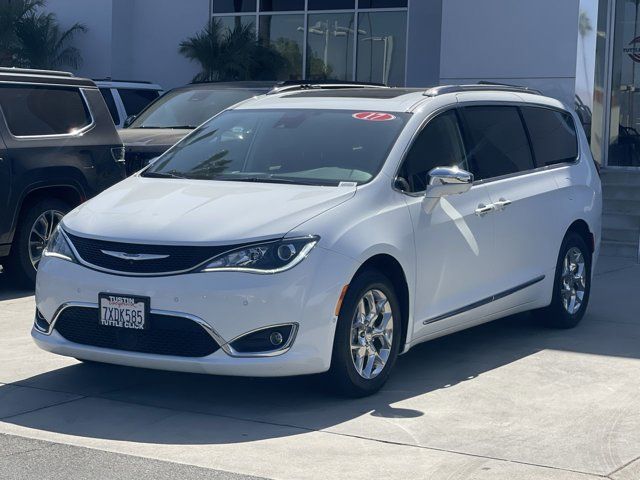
[136,125,196,129]
[143,170,187,179]
[226,176,335,186]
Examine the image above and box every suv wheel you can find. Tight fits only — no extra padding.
[328,269,401,397]
[8,199,70,286]
[535,232,592,329]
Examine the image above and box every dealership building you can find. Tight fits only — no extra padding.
[46,0,640,261]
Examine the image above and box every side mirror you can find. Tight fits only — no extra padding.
[422,166,474,213]
[123,115,137,128]
[425,166,474,198]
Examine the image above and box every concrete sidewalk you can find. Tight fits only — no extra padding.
[0,257,639,480]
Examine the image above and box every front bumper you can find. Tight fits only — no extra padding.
[33,246,358,377]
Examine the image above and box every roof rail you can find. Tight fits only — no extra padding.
[423,84,542,97]
[269,80,387,95]
[0,67,74,78]
[93,78,155,84]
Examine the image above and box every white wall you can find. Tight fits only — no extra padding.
[438,0,580,105]
[46,0,114,79]
[46,0,208,89]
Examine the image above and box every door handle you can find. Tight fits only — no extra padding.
[493,198,512,210]
[475,203,495,216]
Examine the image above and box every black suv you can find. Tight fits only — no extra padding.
[0,68,125,285]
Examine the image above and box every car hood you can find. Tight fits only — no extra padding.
[62,176,356,245]
[119,128,192,152]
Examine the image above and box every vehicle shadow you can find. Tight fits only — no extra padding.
[0,269,32,301]
[2,306,637,446]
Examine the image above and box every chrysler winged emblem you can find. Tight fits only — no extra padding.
[101,250,169,261]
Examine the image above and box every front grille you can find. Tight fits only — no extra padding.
[66,232,233,275]
[55,307,220,357]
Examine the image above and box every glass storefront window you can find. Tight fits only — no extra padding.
[356,11,406,86]
[358,0,407,7]
[259,14,305,80]
[212,0,257,13]
[260,0,304,11]
[216,15,257,36]
[308,0,355,10]
[608,0,640,166]
[306,13,355,80]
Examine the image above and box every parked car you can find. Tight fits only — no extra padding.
[119,81,273,175]
[95,79,162,129]
[33,84,601,397]
[0,67,125,285]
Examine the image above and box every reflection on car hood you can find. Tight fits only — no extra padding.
[119,128,192,151]
[63,175,357,244]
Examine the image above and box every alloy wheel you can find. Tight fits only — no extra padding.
[350,288,394,380]
[561,247,586,315]
[29,210,64,270]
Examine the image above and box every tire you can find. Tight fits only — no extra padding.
[534,232,592,329]
[6,198,70,287]
[327,269,402,397]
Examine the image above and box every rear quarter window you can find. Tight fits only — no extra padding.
[520,106,578,167]
[0,85,91,137]
[118,88,160,117]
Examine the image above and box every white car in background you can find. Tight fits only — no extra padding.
[33,84,601,397]
[95,79,162,128]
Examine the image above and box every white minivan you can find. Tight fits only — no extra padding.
[33,84,601,397]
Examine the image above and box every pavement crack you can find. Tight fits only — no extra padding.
[606,452,640,478]
[0,395,87,422]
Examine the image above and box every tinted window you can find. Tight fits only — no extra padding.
[308,0,354,9]
[397,110,468,193]
[130,88,266,129]
[260,0,305,10]
[521,107,578,167]
[212,0,256,12]
[461,106,534,180]
[99,88,120,125]
[0,85,91,136]
[118,89,160,117]
[359,0,407,7]
[146,109,408,185]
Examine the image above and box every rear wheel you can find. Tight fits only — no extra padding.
[7,199,70,286]
[535,232,592,329]
[328,270,401,397]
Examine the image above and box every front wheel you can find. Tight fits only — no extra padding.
[328,270,402,397]
[535,232,592,329]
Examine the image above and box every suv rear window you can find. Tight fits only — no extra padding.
[118,89,160,117]
[460,106,534,180]
[521,106,578,167]
[0,85,91,137]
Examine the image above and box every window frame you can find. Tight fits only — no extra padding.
[456,101,582,186]
[0,84,95,141]
[393,101,583,196]
[518,104,580,169]
[393,106,470,196]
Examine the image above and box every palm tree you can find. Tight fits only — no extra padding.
[179,19,285,82]
[0,0,43,66]
[15,11,86,69]
[0,0,86,69]
[578,11,593,102]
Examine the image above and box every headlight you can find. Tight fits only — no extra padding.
[200,236,319,274]
[43,225,77,263]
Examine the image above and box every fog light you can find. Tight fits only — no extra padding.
[229,324,296,354]
[269,331,284,346]
[34,309,51,333]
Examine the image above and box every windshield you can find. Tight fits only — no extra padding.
[143,109,409,186]
[130,88,266,129]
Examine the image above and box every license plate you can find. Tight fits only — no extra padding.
[98,294,149,330]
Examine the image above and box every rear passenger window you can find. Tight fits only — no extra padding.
[118,89,160,116]
[521,107,578,167]
[99,88,120,125]
[397,110,468,193]
[0,85,91,137]
[461,106,534,180]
